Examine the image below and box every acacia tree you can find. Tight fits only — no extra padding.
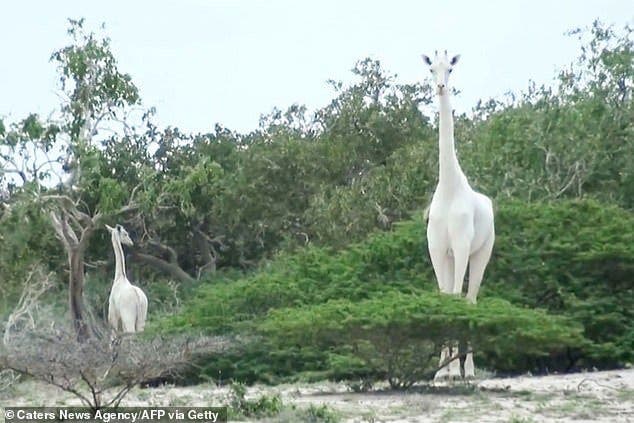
[43,20,145,340]
[1,19,143,340]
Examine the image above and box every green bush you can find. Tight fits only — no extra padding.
[298,404,341,423]
[154,218,431,336]
[156,198,632,384]
[227,382,284,419]
[485,199,634,367]
[259,292,585,387]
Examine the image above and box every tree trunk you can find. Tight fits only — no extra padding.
[194,229,217,278]
[69,249,90,342]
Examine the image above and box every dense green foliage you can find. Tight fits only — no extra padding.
[1,19,632,387]
[260,293,585,387]
[154,199,631,384]
[486,200,634,366]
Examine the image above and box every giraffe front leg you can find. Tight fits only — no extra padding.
[108,302,119,331]
[451,244,470,296]
[434,345,451,381]
[466,233,495,304]
[448,211,474,297]
[464,349,475,379]
[448,341,462,379]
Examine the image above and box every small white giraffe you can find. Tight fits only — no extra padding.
[422,51,495,379]
[106,224,148,333]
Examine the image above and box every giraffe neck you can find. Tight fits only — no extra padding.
[111,234,128,283]
[437,91,465,189]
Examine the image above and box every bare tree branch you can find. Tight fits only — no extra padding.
[131,252,194,284]
[3,266,53,346]
[147,239,180,264]
[1,321,231,410]
[49,211,71,250]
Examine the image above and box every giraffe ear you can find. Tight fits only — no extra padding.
[422,54,432,65]
[450,55,461,66]
[105,224,114,233]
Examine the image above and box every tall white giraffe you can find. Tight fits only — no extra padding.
[423,51,495,379]
[106,224,148,333]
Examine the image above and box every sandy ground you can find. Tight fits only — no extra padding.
[2,369,633,422]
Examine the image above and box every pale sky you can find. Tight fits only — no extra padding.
[1,1,632,134]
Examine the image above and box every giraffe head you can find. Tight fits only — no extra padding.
[421,50,460,95]
[106,224,134,246]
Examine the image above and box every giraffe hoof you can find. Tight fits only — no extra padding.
[434,374,447,381]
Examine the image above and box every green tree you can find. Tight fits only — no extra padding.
[1,19,142,340]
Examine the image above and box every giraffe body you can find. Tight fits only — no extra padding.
[106,224,148,333]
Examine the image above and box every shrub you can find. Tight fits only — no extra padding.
[227,382,284,419]
[259,292,586,387]
[485,199,634,367]
[156,198,632,383]
[299,404,341,423]
[153,218,431,337]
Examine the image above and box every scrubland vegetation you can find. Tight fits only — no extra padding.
[0,18,632,417]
